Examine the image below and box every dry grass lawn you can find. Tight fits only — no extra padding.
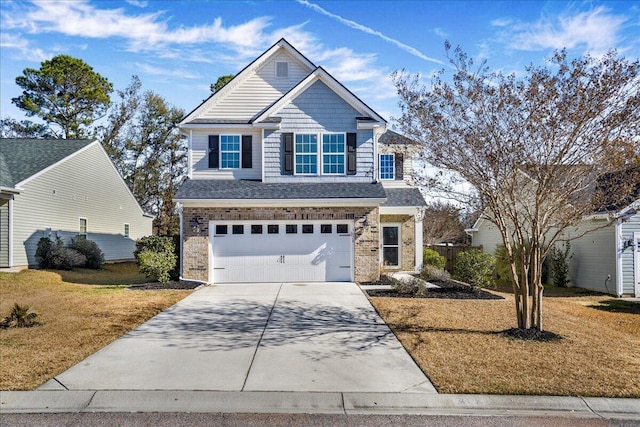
[370,288,640,397]
[0,265,191,390]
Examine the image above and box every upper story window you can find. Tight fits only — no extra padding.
[124,223,130,238]
[276,61,289,78]
[79,218,87,239]
[379,153,395,180]
[220,135,240,169]
[322,134,345,175]
[295,134,318,175]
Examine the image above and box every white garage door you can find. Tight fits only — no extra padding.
[210,220,353,283]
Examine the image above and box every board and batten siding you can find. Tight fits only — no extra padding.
[263,80,374,183]
[0,198,8,267]
[566,220,617,294]
[190,129,262,180]
[10,143,152,266]
[620,213,640,295]
[199,51,312,121]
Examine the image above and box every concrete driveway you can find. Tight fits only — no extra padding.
[39,283,436,393]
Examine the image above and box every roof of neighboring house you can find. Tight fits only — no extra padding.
[174,179,387,201]
[381,187,427,207]
[379,130,418,146]
[0,139,94,188]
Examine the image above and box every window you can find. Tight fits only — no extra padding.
[337,224,349,234]
[295,134,318,174]
[276,61,289,78]
[268,225,279,234]
[380,154,395,180]
[321,224,332,234]
[220,135,240,169]
[124,223,130,238]
[232,225,244,234]
[251,225,263,234]
[302,224,314,234]
[286,224,298,234]
[215,225,228,235]
[322,134,345,174]
[79,218,87,238]
[382,225,400,267]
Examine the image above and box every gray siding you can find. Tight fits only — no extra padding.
[264,80,373,183]
[190,129,262,180]
[200,51,312,121]
[11,143,152,266]
[469,218,503,254]
[620,213,640,295]
[566,220,617,294]
[0,198,8,267]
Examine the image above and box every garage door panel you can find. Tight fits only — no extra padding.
[210,221,353,283]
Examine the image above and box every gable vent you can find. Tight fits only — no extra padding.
[276,61,289,78]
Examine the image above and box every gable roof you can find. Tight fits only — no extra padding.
[180,39,316,125]
[0,139,94,188]
[379,130,418,146]
[253,66,386,125]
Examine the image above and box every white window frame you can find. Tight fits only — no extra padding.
[321,133,346,176]
[79,217,88,239]
[381,223,401,268]
[276,61,289,78]
[379,153,395,180]
[124,223,130,238]
[294,133,319,176]
[220,134,241,169]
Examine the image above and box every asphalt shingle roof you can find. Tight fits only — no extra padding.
[0,139,94,188]
[175,179,387,201]
[381,187,427,207]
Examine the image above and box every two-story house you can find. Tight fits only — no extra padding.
[174,39,426,284]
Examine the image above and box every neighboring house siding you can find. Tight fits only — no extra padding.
[0,198,8,267]
[566,220,616,294]
[620,213,640,295]
[470,219,503,253]
[200,51,312,121]
[11,143,152,266]
[263,80,373,182]
[190,129,262,180]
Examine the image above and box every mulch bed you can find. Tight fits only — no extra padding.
[127,280,202,290]
[364,279,504,300]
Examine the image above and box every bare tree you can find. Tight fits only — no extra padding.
[393,44,639,331]
[422,200,468,245]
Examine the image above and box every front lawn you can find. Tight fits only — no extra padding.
[0,264,192,390]
[370,287,640,397]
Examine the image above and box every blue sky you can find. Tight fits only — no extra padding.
[1,0,639,128]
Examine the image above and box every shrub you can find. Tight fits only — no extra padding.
[423,248,446,270]
[0,303,40,329]
[495,243,550,287]
[35,237,55,268]
[135,236,177,284]
[420,264,451,282]
[453,249,495,291]
[548,242,572,287]
[390,275,428,296]
[69,238,104,269]
[49,245,87,270]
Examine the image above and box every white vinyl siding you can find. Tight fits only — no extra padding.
[190,129,262,179]
[620,213,640,295]
[9,143,152,266]
[199,51,312,121]
[0,199,9,267]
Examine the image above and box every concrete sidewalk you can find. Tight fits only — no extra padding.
[1,390,639,420]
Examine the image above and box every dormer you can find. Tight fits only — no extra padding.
[377,130,419,187]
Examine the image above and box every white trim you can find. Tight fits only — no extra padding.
[320,133,346,176]
[178,205,184,279]
[219,134,242,170]
[0,186,20,195]
[415,216,423,272]
[616,219,623,296]
[180,123,257,130]
[381,223,401,268]
[123,223,130,238]
[275,61,289,78]
[293,133,319,176]
[380,206,418,215]
[79,217,88,238]
[176,198,385,208]
[188,130,193,179]
[261,128,266,182]
[8,197,13,267]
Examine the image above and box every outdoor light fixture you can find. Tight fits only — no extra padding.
[362,217,370,230]
[190,217,201,234]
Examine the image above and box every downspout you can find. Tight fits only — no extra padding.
[188,130,193,179]
[615,218,623,297]
[8,196,14,267]
[178,203,183,279]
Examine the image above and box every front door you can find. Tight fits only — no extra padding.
[382,225,400,268]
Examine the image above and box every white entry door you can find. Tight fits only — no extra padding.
[210,221,353,283]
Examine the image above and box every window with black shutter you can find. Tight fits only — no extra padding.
[282,133,294,174]
[346,132,357,175]
[208,135,219,169]
[242,135,252,168]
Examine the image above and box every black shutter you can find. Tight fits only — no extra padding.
[242,135,252,168]
[282,133,294,174]
[395,152,404,180]
[346,132,357,175]
[208,135,219,169]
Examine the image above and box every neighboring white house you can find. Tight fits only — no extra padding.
[174,39,426,284]
[466,200,640,297]
[0,139,153,268]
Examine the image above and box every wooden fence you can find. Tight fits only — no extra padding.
[425,245,483,272]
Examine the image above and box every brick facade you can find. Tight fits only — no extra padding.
[182,206,380,283]
[380,214,415,272]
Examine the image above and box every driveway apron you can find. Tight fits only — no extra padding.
[40,283,436,393]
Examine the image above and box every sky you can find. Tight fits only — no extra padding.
[1,0,639,130]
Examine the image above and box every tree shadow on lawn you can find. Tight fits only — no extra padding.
[390,324,562,342]
[589,299,640,315]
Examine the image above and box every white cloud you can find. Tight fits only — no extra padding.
[499,6,628,55]
[433,28,448,39]
[133,62,201,80]
[126,0,148,8]
[0,33,49,62]
[296,0,443,65]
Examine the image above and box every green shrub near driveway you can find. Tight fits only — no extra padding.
[134,236,177,284]
[453,249,495,291]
